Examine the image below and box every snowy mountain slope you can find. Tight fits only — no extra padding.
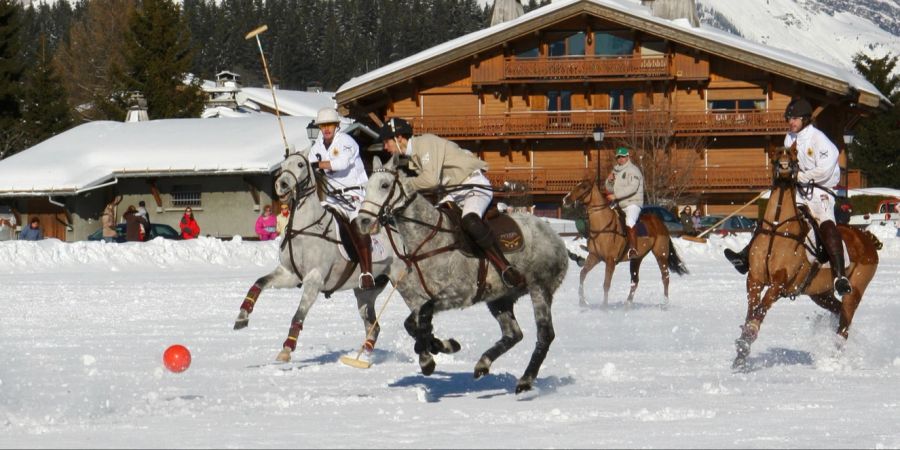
[695,0,900,76]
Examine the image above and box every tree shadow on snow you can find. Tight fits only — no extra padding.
[389,371,576,402]
[739,347,814,372]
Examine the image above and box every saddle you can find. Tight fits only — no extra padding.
[616,206,649,236]
[439,203,525,257]
[326,206,363,263]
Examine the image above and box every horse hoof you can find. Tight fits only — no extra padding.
[233,319,249,330]
[474,356,491,379]
[419,353,436,376]
[734,338,751,358]
[732,356,747,371]
[445,339,461,354]
[515,379,533,394]
[275,348,292,362]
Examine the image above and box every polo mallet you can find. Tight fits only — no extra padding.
[340,269,409,369]
[681,190,768,243]
[245,25,290,157]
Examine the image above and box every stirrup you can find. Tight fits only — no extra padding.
[724,248,749,275]
[833,277,852,296]
[500,267,525,288]
[627,248,638,259]
[358,272,376,290]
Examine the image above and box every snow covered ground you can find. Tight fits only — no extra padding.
[1,224,899,448]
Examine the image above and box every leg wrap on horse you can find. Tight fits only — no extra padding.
[820,220,851,296]
[349,226,375,290]
[461,213,525,288]
[240,284,263,313]
[282,321,303,351]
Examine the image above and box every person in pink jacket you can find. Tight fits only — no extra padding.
[255,205,278,241]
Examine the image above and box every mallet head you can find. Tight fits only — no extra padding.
[244,25,268,40]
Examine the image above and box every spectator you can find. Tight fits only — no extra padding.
[123,205,149,242]
[692,209,702,232]
[136,200,151,242]
[276,203,290,236]
[680,206,695,235]
[179,207,200,239]
[100,196,122,243]
[19,217,43,241]
[255,205,278,241]
[0,208,17,241]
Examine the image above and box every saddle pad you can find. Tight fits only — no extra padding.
[334,226,390,263]
[634,221,649,237]
[486,213,525,253]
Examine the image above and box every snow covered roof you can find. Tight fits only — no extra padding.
[337,0,889,108]
[237,88,337,118]
[0,115,314,197]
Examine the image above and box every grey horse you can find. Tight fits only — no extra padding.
[354,156,569,393]
[233,150,401,363]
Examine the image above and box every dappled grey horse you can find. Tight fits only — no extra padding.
[233,150,401,362]
[354,156,569,393]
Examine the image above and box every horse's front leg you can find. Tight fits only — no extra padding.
[602,256,616,306]
[276,270,325,362]
[474,295,523,379]
[733,278,779,369]
[234,265,300,330]
[516,285,555,394]
[353,287,383,354]
[578,253,600,306]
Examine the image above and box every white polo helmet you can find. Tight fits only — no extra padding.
[314,107,341,125]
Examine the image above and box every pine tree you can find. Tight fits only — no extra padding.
[118,0,204,119]
[21,36,73,149]
[850,52,900,188]
[0,0,24,159]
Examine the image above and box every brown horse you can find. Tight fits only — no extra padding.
[732,146,881,369]
[563,177,688,307]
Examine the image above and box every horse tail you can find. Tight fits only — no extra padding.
[666,238,689,276]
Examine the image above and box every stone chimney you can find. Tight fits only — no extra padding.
[641,0,700,27]
[491,0,524,27]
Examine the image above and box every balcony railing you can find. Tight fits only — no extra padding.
[407,110,787,140]
[473,55,671,83]
[486,165,771,195]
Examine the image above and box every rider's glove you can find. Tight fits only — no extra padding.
[310,161,320,170]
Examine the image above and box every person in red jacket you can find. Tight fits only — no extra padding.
[179,207,200,239]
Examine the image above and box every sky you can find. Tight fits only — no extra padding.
[1,222,898,448]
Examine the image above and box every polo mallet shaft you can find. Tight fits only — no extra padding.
[342,269,409,368]
[245,25,290,157]
[692,190,767,240]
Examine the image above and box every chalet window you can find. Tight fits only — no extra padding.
[641,40,666,57]
[609,89,634,110]
[171,185,202,207]
[516,46,539,58]
[548,32,585,57]
[594,31,633,56]
[708,99,765,111]
[547,91,572,111]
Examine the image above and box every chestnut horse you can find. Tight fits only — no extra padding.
[731,146,881,369]
[562,177,688,307]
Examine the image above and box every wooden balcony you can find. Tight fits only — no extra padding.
[473,55,671,84]
[487,165,771,196]
[408,110,788,140]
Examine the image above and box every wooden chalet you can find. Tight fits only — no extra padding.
[335,0,890,217]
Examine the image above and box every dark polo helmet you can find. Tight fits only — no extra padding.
[378,117,413,141]
[784,98,813,119]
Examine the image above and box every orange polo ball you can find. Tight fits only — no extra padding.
[163,344,192,373]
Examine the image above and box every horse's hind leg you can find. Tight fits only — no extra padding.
[474,295,523,379]
[234,265,300,330]
[626,257,643,305]
[652,243,671,305]
[516,286,556,394]
[578,253,600,306]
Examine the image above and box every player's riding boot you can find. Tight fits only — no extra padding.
[820,220,851,296]
[350,227,376,290]
[461,213,526,288]
[625,226,639,259]
[724,245,750,275]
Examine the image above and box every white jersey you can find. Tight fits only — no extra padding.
[784,124,840,188]
[310,131,368,218]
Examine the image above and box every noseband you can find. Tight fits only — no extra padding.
[358,168,414,225]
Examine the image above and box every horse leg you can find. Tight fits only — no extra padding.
[275,271,324,362]
[354,287,382,354]
[836,263,875,339]
[578,253,600,306]
[234,265,300,330]
[602,257,616,307]
[474,295,523,379]
[733,279,780,369]
[516,285,555,394]
[405,300,444,376]
[625,257,642,305]
[652,243,672,305]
